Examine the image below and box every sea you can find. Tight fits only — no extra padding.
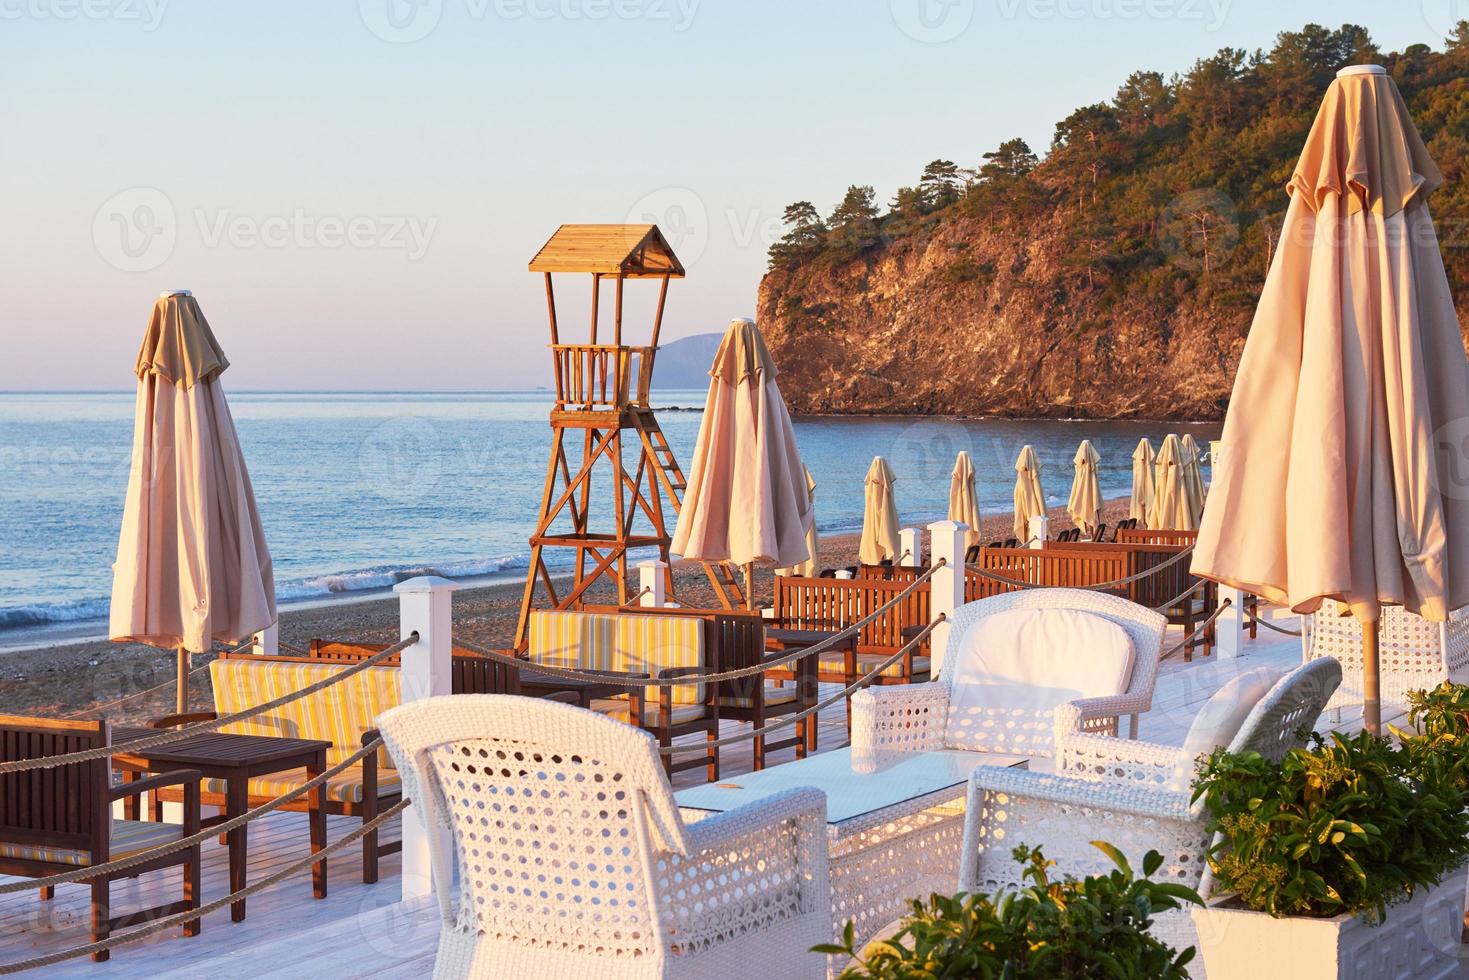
[0,390,1220,651]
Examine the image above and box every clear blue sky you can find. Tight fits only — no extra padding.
[1,0,1451,390]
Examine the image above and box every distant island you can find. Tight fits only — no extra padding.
[757,23,1469,420]
[650,332,721,389]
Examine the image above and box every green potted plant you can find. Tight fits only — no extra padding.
[817,842,1201,979]
[1188,727,1469,979]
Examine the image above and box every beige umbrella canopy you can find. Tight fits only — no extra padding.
[1130,438,1155,526]
[1013,445,1046,542]
[110,291,275,711]
[1067,440,1104,537]
[671,318,813,605]
[949,451,982,550]
[1180,433,1207,526]
[1193,65,1469,731]
[1150,434,1196,531]
[775,467,820,578]
[859,456,901,565]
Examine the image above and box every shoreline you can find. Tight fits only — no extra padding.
[0,496,1133,723]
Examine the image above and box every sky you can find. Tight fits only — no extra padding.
[0,0,1457,390]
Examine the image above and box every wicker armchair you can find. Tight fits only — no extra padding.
[1305,598,1469,717]
[850,589,1167,773]
[375,695,832,979]
[960,658,1341,965]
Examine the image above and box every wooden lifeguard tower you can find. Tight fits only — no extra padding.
[515,224,741,646]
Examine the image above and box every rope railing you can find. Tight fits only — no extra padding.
[1151,579,1207,613]
[454,560,944,688]
[659,617,941,756]
[1158,598,1233,663]
[964,545,1196,592]
[0,738,389,895]
[0,633,419,775]
[1246,609,1304,637]
[0,799,411,974]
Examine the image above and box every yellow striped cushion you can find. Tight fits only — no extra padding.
[201,766,401,805]
[718,685,801,709]
[528,611,705,705]
[818,654,931,679]
[209,660,401,769]
[0,819,184,867]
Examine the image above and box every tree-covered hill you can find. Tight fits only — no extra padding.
[758,24,1469,419]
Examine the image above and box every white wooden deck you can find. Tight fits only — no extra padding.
[2,611,1384,978]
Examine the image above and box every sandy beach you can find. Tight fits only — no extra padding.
[0,497,1134,724]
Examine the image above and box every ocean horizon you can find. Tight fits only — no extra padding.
[0,389,1220,649]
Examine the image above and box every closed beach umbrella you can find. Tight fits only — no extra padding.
[1012,445,1046,542]
[775,467,820,578]
[1151,434,1195,531]
[671,317,812,606]
[1194,66,1469,731]
[109,291,275,711]
[948,451,982,549]
[859,456,900,565]
[1067,440,1103,538]
[1130,438,1155,526]
[1180,433,1207,525]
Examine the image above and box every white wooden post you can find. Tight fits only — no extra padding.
[1028,515,1049,548]
[250,623,279,655]
[638,560,667,607]
[393,575,458,902]
[928,520,967,675]
[1216,586,1247,660]
[899,528,923,568]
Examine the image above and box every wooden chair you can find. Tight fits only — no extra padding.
[149,652,401,884]
[0,715,202,962]
[308,639,523,694]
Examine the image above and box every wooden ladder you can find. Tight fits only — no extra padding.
[631,409,746,608]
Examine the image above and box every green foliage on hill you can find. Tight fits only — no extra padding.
[767,23,1469,319]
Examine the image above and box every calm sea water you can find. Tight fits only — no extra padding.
[0,390,1219,646]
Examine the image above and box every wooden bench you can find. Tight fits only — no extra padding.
[0,715,202,962]
[148,653,401,884]
[770,576,933,687]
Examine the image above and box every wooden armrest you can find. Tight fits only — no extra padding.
[656,665,702,680]
[361,729,382,747]
[111,769,203,800]
[147,711,217,730]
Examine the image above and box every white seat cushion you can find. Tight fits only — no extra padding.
[944,607,1135,754]
[1166,666,1285,791]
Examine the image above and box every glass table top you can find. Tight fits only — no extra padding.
[675,747,1026,826]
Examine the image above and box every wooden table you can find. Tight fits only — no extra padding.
[765,626,860,732]
[112,727,333,923]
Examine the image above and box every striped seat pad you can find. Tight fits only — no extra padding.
[817,654,931,679]
[718,685,801,709]
[528,610,705,705]
[200,765,401,805]
[0,819,185,868]
[607,703,711,726]
[209,659,400,769]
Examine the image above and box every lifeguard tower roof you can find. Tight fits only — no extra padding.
[528,224,685,278]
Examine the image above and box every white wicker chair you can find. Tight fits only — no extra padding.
[851,589,1168,772]
[375,695,832,980]
[1305,598,1469,717]
[960,657,1342,971]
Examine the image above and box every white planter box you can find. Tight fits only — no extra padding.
[1189,865,1469,980]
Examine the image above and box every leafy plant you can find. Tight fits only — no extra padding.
[1193,730,1469,923]
[1404,681,1469,739]
[815,843,1200,979]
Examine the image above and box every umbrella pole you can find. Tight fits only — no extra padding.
[743,563,754,611]
[1362,619,1381,735]
[176,644,190,714]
